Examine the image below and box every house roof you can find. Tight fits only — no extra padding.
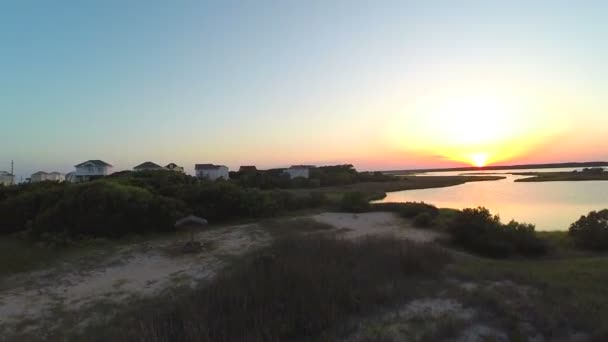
[289,165,315,169]
[195,164,226,170]
[49,172,63,175]
[75,160,112,168]
[0,171,14,176]
[239,166,257,171]
[32,171,49,176]
[166,163,182,168]
[134,161,163,169]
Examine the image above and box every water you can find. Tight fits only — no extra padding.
[375,168,608,231]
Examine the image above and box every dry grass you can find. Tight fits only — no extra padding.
[95,236,450,342]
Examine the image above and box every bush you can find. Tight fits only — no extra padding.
[448,207,547,258]
[308,191,327,207]
[370,202,439,218]
[569,209,608,250]
[0,182,67,234]
[32,181,184,238]
[103,236,450,342]
[340,191,370,213]
[413,212,433,227]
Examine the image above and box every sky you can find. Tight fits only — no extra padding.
[1,0,607,179]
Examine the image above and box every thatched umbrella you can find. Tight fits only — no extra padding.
[175,215,208,244]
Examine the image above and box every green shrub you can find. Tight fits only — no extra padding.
[448,207,547,258]
[569,209,608,250]
[308,191,327,207]
[0,182,67,234]
[370,202,439,218]
[32,181,184,238]
[340,191,370,213]
[413,212,433,227]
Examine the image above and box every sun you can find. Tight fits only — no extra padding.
[471,153,489,167]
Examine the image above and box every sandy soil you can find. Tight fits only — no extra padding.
[0,223,271,339]
[0,211,441,340]
[312,211,441,242]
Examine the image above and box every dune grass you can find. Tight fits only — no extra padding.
[92,235,450,342]
[451,253,608,337]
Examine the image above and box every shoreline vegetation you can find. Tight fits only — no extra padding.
[2,166,608,340]
[514,168,608,182]
[292,175,505,202]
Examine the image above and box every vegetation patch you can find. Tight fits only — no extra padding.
[448,207,548,258]
[96,236,450,342]
[568,209,608,251]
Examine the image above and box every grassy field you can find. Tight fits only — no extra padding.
[515,171,608,182]
[451,252,608,337]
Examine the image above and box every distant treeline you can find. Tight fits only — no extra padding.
[230,164,394,189]
[0,166,393,239]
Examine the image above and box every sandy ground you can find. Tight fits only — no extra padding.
[0,211,441,340]
[312,211,441,242]
[0,223,271,340]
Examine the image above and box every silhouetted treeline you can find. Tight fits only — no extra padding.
[231,164,394,189]
[0,170,328,239]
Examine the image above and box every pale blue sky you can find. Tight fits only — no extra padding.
[1,1,607,179]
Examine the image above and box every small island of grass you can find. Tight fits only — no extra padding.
[514,167,608,182]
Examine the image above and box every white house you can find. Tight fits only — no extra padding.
[133,161,165,171]
[31,171,65,183]
[165,163,185,173]
[73,160,112,182]
[283,165,315,179]
[195,164,229,180]
[48,172,65,182]
[31,171,48,183]
[0,171,14,186]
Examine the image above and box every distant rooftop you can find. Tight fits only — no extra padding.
[289,165,316,169]
[195,164,226,170]
[134,161,163,169]
[75,160,113,168]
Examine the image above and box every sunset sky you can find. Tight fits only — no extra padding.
[2,1,607,179]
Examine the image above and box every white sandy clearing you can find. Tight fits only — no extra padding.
[0,223,271,339]
[312,211,441,242]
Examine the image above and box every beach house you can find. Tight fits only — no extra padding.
[31,171,65,182]
[0,171,14,186]
[195,164,229,180]
[165,163,185,173]
[283,165,314,179]
[73,160,113,182]
[133,162,165,171]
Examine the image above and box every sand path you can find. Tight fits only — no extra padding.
[312,211,441,242]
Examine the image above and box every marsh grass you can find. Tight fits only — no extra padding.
[451,254,608,338]
[99,236,450,342]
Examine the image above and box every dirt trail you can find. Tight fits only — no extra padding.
[312,211,442,242]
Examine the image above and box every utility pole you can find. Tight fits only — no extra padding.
[10,160,14,185]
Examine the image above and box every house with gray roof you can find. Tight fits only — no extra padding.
[133,161,165,171]
[73,160,112,182]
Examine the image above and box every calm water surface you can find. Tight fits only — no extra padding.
[376,168,608,231]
